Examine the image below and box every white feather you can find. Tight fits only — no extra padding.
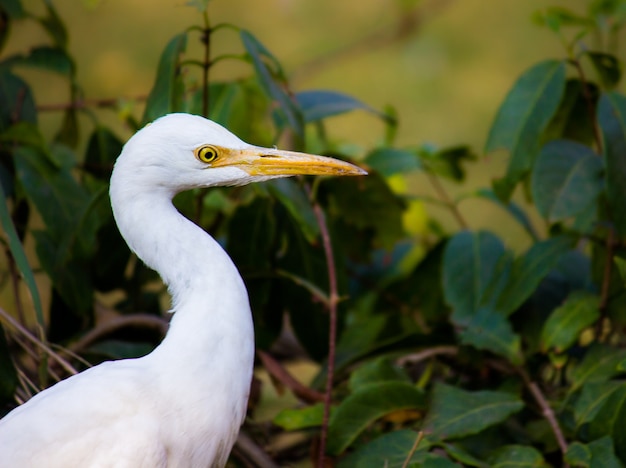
[0,113,363,467]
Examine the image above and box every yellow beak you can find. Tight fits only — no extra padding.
[212,147,367,177]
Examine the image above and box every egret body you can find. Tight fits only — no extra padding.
[0,114,365,467]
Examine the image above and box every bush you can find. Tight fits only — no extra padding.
[2,1,626,466]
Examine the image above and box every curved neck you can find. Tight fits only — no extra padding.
[109,183,254,425]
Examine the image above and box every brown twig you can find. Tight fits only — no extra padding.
[517,368,569,463]
[396,345,459,366]
[0,306,78,376]
[69,313,169,354]
[257,349,325,404]
[232,431,280,468]
[426,172,468,229]
[309,198,340,468]
[401,431,424,468]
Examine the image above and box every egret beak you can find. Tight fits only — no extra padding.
[214,147,367,177]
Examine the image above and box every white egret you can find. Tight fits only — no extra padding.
[0,113,365,467]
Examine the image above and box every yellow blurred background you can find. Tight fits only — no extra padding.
[9,0,590,146]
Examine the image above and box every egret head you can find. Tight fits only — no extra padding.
[113,113,366,194]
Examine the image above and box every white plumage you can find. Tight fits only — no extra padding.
[0,114,365,467]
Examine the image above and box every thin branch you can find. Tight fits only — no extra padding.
[0,306,78,376]
[517,368,569,462]
[569,57,604,154]
[425,172,468,229]
[401,431,424,468]
[69,313,169,354]
[257,349,325,403]
[50,342,93,369]
[209,53,247,67]
[232,431,280,468]
[308,194,340,468]
[396,345,458,366]
[15,368,38,403]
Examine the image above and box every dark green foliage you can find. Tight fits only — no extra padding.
[4,1,626,466]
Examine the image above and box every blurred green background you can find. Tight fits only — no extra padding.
[6,0,597,243]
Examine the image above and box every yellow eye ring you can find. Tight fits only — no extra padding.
[195,145,219,164]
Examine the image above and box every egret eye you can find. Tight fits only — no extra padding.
[195,145,219,164]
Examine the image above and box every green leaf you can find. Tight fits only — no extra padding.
[532,6,593,31]
[0,121,47,152]
[531,140,603,223]
[86,339,154,360]
[348,357,411,392]
[0,70,36,131]
[14,146,89,241]
[143,33,187,123]
[473,189,539,240]
[421,456,461,468]
[55,106,80,148]
[441,443,489,467]
[240,30,304,139]
[323,173,405,250]
[49,141,78,170]
[495,235,574,316]
[38,0,68,49]
[460,307,522,364]
[544,79,598,147]
[34,230,94,315]
[329,314,388,382]
[614,256,626,284]
[586,52,621,89]
[485,60,566,200]
[574,381,624,430]
[0,0,26,19]
[273,403,325,430]
[226,197,281,348]
[598,92,626,237]
[2,46,74,75]
[442,230,506,324]
[364,147,421,177]
[0,183,44,325]
[540,291,600,353]
[487,445,547,467]
[588,385,626,461]
[337,430,432,468]
[0,324,18,402]
[565,436,624,468]
[295,90,386,123]
[185,0,210,12]
[327,381,426,455]
[423,383,523,440]
[84,126,124,178]
[202,81,268,138]
[569,344,626,396]
[267,178,318,243]
[423,145,476,182]
[90,218,130,293]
